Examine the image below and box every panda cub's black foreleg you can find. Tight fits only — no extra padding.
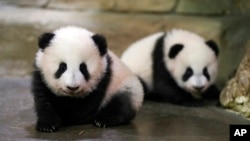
[202,85,221,99]
[153,80,204,106]
[32,71,61,133]
[93,93,136,128]
[35,101,61,132]
[33,93,61,132]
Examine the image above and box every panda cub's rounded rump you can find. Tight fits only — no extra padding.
[32,26,144,132]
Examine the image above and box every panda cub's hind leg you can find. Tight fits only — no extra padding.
[93,92,136,128]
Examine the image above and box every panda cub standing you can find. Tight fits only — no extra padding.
[31,26,144,132]
[121,29,220,106]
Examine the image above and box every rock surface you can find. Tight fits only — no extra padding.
[220,43,250,118]
[176,0,231,15]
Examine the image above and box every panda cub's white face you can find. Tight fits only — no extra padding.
[171,50,218,98]
[164,30,218,98]
[35,27,107,97]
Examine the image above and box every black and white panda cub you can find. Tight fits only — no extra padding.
[121,29,220,106]
[31,26,144,132]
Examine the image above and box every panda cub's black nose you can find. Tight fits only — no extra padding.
[67,86,79,91]
[193,86,204,91]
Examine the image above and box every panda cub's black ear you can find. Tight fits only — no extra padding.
[206,40,219,57]
[38,33,55,50]
[92,34,107,56]
[168,44,184,59]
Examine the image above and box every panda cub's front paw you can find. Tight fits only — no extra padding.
[36,120,60,133]
[93,120,107,128]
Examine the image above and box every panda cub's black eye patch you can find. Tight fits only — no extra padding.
[55,62,67,79]
[182,67,193,82]
[80,63,90,81]
[203,67,210,81]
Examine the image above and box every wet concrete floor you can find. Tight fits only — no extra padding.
[0,77,249,141]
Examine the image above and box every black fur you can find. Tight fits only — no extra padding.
[80,63,90,81]
[93,93,136,128]
[138,76,149,95]
[182,67,193,82]
[148,33,220,106]
[206,40,219,56]
[32,55,136,132]
[203,67,210,81]
[168,44,184,59]
[92,34,107,56]
[55,62,67,79]
[38,33,55,50]
[202,85,220,100]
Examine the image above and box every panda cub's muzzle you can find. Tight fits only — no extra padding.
[188,75,208,94]
[193,86,204,92]
[67,86,79,91]
[61,85,82,96]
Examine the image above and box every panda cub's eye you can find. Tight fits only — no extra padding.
[203,67,210,81]
[182,67,193,81]
[55,62,67,79]
[59,62,67,71]
[80,63,90,80]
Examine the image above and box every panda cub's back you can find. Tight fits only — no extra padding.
[121,32,165,91]
[102,51,144,111]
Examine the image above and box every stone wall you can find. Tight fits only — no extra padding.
[103,0,250,15]
[0,0,101,10]
[2,0,250,15]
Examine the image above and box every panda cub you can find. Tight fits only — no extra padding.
[121,29,220,106]
[31,26,144,132]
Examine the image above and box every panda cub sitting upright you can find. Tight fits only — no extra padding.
[31,26,144,132]
[121,29,220,106]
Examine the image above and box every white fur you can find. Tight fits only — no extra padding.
[164,29,217,95]
[36,26,106,97]
[121,29,218,95]
[36,26,143,110]
[121,32,165,91]
[101,51,144,111]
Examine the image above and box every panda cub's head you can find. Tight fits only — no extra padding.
[35,26,108,97]
[164,29,219,98]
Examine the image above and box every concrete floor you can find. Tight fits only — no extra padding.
[0,77,249,141]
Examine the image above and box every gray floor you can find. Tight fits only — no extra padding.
[0,77,249,141]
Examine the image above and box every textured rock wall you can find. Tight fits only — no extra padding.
[220,42,250,119]
[101,0,250,15]
[2,0,250,15]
